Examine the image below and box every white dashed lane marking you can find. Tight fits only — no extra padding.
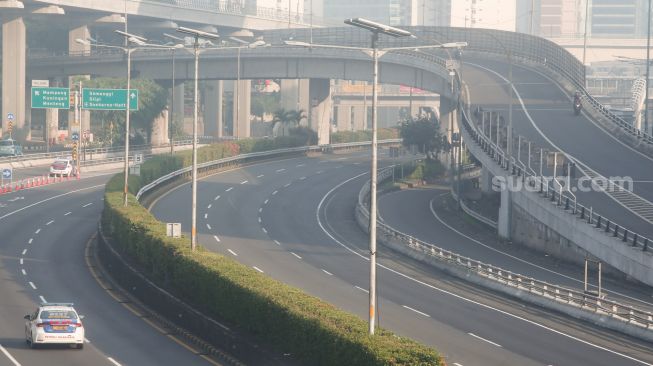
[299,177,307,180]
[273,240,281,246]
[257,174,264,178]
[264,199,269,205]
[204,214,208,219]
[240,180,248,185]
[284,183,291,188]
[225,187,233,192]
[46,220,54,226]
[213,235,221,243]
[355,286,369,294]
[206,224,212,230]
[28,282,37,290]
[64,212,72,216]
[21,269,26,276]
[261,228,268,234]
[468,333,502,348]
[276,169,286,173]
[19,258,23,265]
[35,229,41,234]
[290,252,302,260]
[107,357,122,366]
[28,238,33,244]
[272,190,278,195]
[39,296,46,303]
[403,305,431,318]
[207,204,212,209]
[21,249,27,255]
[82,203,93,208]
[322,269,333,276]
[214,195,220,201]
[227,249,238,256]
[253,266,264,273]
[258,217,261,223]
[258,208,262,213]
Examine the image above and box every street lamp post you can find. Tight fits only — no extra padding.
[79,33,182,207]
[176,26,220,251]
[284,32,466,335]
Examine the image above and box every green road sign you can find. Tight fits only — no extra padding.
[82,88,138,111]
[31,87,70,109]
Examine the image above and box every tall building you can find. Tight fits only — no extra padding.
[450,0,517,31]
[590,0,639,37]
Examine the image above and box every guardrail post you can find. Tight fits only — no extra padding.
[623,229,628,242]
[580,206,585,219]
[632,233,638,247]
[613,224,619,237]
[596,215,601,228]
[644,238,649,251]
[605,219,610,232]
[564,197,569,210]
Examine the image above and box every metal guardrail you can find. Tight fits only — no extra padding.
[136,139,401,201]
[460,103,653,251]
[356,167,653,333]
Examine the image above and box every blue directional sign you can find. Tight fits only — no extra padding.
[71,132,80,141]
[6,113,14,121]
[2,168,12,179]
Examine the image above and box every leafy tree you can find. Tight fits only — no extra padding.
[399,113,446,159]
[82,78,167,145]
[251,92,280,121]
[271,108,307,136]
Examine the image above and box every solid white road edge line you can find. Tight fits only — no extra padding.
[0,344,21,366]
[468,333,502,348]
[0,184,104,222]
[316,172,653,366]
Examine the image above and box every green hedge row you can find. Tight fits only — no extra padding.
[102,137,443,366]
[331,128,399,144]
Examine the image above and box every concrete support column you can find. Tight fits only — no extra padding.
[233,80,251,138]
[172,81,185,135]
[352,106,366,131]
[498,182,512,240]
[335,105,351,132]
[309,79,332,145]
[2,16,26,138]
[68,25,91,136]
[45,109,59,145]
[480,166,493,193]
[280,79,310,117]
[203,80,223,138]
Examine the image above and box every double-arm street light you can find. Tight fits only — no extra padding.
[286,18,465,335]
[76,32,183,207]
[176,26,221,251]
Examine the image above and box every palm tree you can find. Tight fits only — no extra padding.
[272,108,307,136]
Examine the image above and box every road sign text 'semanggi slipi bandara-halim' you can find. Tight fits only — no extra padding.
[82,88,138,111]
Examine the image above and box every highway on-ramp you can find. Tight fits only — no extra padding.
[0,172,217,366]
[151,150,653,366]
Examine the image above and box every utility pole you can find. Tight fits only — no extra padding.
[645,0,651,134]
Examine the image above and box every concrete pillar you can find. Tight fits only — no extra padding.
[203,80,223,138]
[233,80,251,138]
[309,79,332,145]
[498,183,512,240]
[352,106,366,131]
[172,81,185,135]
[335,105,351,132]
[45,109,59,145]
[280,79,310,117]
[68,25,91,136]
[2,16,26,138]
[150,109,169,145]
[480,166,493,193]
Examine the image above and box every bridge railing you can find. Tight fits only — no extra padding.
[459,101,653,252]
[356,167,653,336]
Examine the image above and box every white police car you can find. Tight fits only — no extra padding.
[24,303,85,349]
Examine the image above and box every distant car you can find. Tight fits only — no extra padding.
[24,303,85,349]
[49,158,77,177]
[0,138,23,157]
